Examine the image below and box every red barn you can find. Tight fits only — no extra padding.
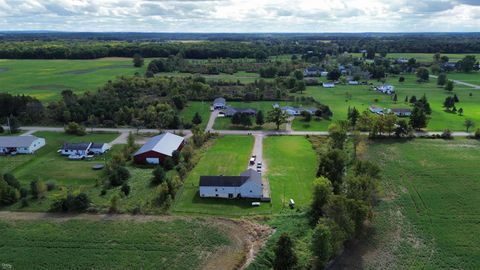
[133,132,185,164]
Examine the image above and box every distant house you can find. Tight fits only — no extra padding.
[348,80,359,85]
[274,105,317,116]
[213,97,226,110]
[61,142,92,156]
[0,135,45,155]
[199,169,263,199]
[396,58,409,64]
[320,71,329,77]
[89,143,111,154]
[390,108,412,117]
[61,142,111,156]
[303,67,324,77]
[323,82,335,88]
[376,84,395,95]
[223,107,257,117]
[133,132,185,164]
[369,106,384,115]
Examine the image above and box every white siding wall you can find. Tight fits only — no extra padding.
[199,180,262,199]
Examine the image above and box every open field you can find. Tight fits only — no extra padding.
[351,53,480,62]
[293,74,480,131]
[172,135,271,216]
[156,71,269,84]
[447,71,480,85]
[178,101,211,130]
[0,218,234,270]
[349,139,480,269]
[0,58,148,101]
[263,136,317,212]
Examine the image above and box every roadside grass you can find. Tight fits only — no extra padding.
[0,58,148,101]
[178,101,211,130]
[0,218,231,270]
[361,138,480,269]
[293,74,480,131]
[263,136,318,212]
[172,135,274,216]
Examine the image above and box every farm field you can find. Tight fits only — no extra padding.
[172,135,271,216]
[0,58,148,101]
[155,71,269,84]
[0,218,234,270]
[293,74,480,131]
[351,53,480,62]
[263,136,317,212]
[359,139,480,269]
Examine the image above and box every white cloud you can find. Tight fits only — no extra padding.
[0,0,479,32]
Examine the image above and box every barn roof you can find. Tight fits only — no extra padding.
[199,169,261,187]
[133,132,184,157]
[0,135,41,148]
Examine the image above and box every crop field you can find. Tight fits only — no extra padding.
[0,218,232,270]
[293,74,480,131]
[172,135,273,216]
[155,71,268,84]
[263,136,317,212]
[350,53,480,62]
[359,139,480,269]
[0,58,148,101]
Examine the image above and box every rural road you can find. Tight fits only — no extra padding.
[429,75,480,89]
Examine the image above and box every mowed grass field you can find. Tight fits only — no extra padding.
[363,139,480,269]
[0,58,148,101]
[447,71,480,85]
[178,101,211,130]
[293,74,480,131]
[263,136,317,212]
[0,218,232,270]
[172,135,272,216]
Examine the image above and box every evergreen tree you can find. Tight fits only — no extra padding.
[273,233,298,270]
[409,106,427,130]
[445,80,454,92]
[192,112,202,125]
[256,110,264,126]
[437,73,447,86]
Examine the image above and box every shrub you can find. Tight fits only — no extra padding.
[108,166,130,187]
[20,198,29,208]
[30,180,47,199]
[441,129,453,139]
[474,128,480,139]
[100,189,107,196]
[64,122,86,136]
[121,184,131,196]
[19,187,28,198]
[151,167,166,186]
[46,181,56,191]
[51,193,90,212]
[163,157,175,171]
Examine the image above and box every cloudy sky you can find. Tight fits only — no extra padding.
[0,0,479,32]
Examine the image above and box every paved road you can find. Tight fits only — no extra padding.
[2,126,472,138]
[430,75,480,89]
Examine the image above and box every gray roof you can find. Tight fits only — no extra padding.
[391,108,411,113]
[134,132,184,157]
[0,135,42,148]
[213,97,226,105]
[62,142,91,151]
[199,169,261,187]
[90,143,107,149]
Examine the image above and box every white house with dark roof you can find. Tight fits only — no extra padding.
[390,108,412,117]
[0,135,45,154]
[369,106,384,115]
[323,82,335,88]
[199,169,263,199]
[133,132,185,164]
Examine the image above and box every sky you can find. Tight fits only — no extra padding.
[0,0,480,32]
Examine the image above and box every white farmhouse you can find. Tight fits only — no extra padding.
[0,135,46,154]
[323,82,335,88]
[376,84,395,95]
[199,169,263,199]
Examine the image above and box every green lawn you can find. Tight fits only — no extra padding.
[178,101,211,130]
[0,218,231,270]
[447,71,480,85]
[172,135,273,216]
[293,74,480,131]
[0,58,148,101]
[263,136,318,212]
[364,139,480,269]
